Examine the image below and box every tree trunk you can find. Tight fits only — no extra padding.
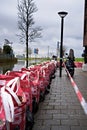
[26,28,29,67]
[26,9,29,68]
[26,39,28,68]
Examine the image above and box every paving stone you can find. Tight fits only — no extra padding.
[54,105,68,109]
[33,125,51,130]
[46,109,61,114]
[39,104,54,110]
[70,126,82,130]
[82,127,87,130]
[61,119,79,125]
[43,119,60,125]
[78,119,87,126]
[51,125,59,130]
[51,126,70,130]
[53,114,69,119]
[35,114,52,120]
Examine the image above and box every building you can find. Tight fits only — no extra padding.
[83,0,87,63]
[16,54,25,59]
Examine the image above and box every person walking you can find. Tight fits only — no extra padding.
[68,49,75,61]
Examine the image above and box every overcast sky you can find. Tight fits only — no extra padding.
[0,0,85,57]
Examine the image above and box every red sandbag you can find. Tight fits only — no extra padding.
[0,76,26,130]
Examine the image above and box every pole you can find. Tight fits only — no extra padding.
[59,17,64,77]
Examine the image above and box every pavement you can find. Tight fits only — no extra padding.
[32,67,87,130]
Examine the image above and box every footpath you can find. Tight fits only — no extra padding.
[32,67,87,130]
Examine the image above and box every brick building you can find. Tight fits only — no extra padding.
[83,0,87,63]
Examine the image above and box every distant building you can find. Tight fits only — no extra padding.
[16,54,25,59]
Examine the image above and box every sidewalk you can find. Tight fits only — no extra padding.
[32,68,87,130]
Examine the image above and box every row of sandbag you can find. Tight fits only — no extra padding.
[0,60,58,130]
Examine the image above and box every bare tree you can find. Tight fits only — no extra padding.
[17,0,42,67]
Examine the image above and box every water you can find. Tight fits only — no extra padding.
[13,60,26,71]
[0,60,38,74]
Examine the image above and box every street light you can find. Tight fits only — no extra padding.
[58,11,68,77]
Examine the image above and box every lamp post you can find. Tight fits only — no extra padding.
[58,11,68,77]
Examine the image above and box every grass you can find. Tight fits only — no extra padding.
[75,58,84,62]
[18,57,84,63]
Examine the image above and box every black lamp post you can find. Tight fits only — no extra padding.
[58,11,68,77]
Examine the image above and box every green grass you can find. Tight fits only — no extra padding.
[18,57,84,63]
[75,58,84,62]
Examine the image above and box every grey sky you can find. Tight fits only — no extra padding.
[0,0,85,57]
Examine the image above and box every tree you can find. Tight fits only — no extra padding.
[17,0,42,67]
[3,44,11,55]
[0,47,3,54]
